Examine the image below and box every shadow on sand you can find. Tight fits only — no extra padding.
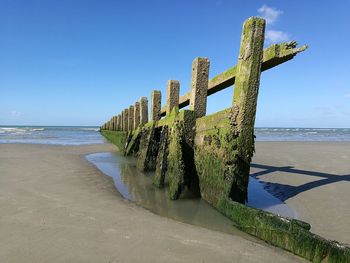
[250,163,350,202]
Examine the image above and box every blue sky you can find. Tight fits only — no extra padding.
[0,0,349,127]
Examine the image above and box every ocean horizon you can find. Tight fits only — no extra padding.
[0,125,104,145]
[1,125,350,145]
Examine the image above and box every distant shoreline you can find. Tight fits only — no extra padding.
[1,125,350,144]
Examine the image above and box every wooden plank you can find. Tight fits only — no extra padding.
[160,41,307,117]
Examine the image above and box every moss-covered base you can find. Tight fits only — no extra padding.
[136,123,160,172]
[217,198,350,263]
[125,128,141,156]
[194,108,249,205]
[100,130,127,152]
[153,125,169,188]
[166,120,185,199]
[166,110,197,200]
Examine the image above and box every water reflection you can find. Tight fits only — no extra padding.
[86,152,297,239]
[86,152,250,237]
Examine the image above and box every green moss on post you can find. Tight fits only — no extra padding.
[194,108,242,205]
[101,130,127,152]
[167,120,185,199]
[166,110,196,200]
[153,125,169,188]
[230,17,265,203]
[136,122,160,171]
[125,128,141,156]
[217,198,350,263]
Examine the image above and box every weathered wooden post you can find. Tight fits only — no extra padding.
[117,114,121,131]
[166,80,180,115]
[113,116,117,131]
[128,105,134,131]
[116,115,119,131]
[123,109,129,132]
[134,102,140,129]
[140,97,148,126]
[151,90,161,121]
[230,17,265,202]
[189,57,210,118]
[121,111,124,131]
[194,17,265,207]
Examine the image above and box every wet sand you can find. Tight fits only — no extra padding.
[253,142,350,245]
[0,143,305,263]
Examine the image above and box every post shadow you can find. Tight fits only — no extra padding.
[250,163,350,202]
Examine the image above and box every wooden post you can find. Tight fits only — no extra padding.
[231,16,265,202]
[129,105,134,131]
[115,115,119,131]
[113,116,117,131]
[117,114,121,131]
[121,111,124,131]
[140,97,148,126]
[234,16,265,151]
[151,90,161,121]
[134,102,140,129]
[189,57,210,118]
[123,109,129,132]
[166,80,180,115]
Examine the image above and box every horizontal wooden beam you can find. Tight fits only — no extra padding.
[160,41,307,117]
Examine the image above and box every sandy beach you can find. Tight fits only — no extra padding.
[253,142,350,245]
[1,142,349,262]
[0,143,306,263]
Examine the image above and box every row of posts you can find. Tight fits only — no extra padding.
[101,57,210,131]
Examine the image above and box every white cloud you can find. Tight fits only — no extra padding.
[257,5,289,44]
[258,5,283,25]
[345,94,350,98]
[265,30,290,43]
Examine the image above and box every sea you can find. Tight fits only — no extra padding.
[0,126,350,145]
[0,126,105,145]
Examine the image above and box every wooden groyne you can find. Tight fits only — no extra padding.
[100,17,349,263]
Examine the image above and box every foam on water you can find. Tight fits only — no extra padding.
[0,126,105,145]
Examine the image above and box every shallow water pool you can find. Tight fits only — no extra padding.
[86,152,297,237]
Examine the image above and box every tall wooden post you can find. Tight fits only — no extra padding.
[128,105,134,131]
[231,16,265,202]
[140,97,148,126]
[113,116,117,131]
[117,114,121,131]
[166,80,180,115]
[134,102,140,129]
[121,111,124,131]
[189,57,210,118]
[123,109,129,132]
[150,90,161,121]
